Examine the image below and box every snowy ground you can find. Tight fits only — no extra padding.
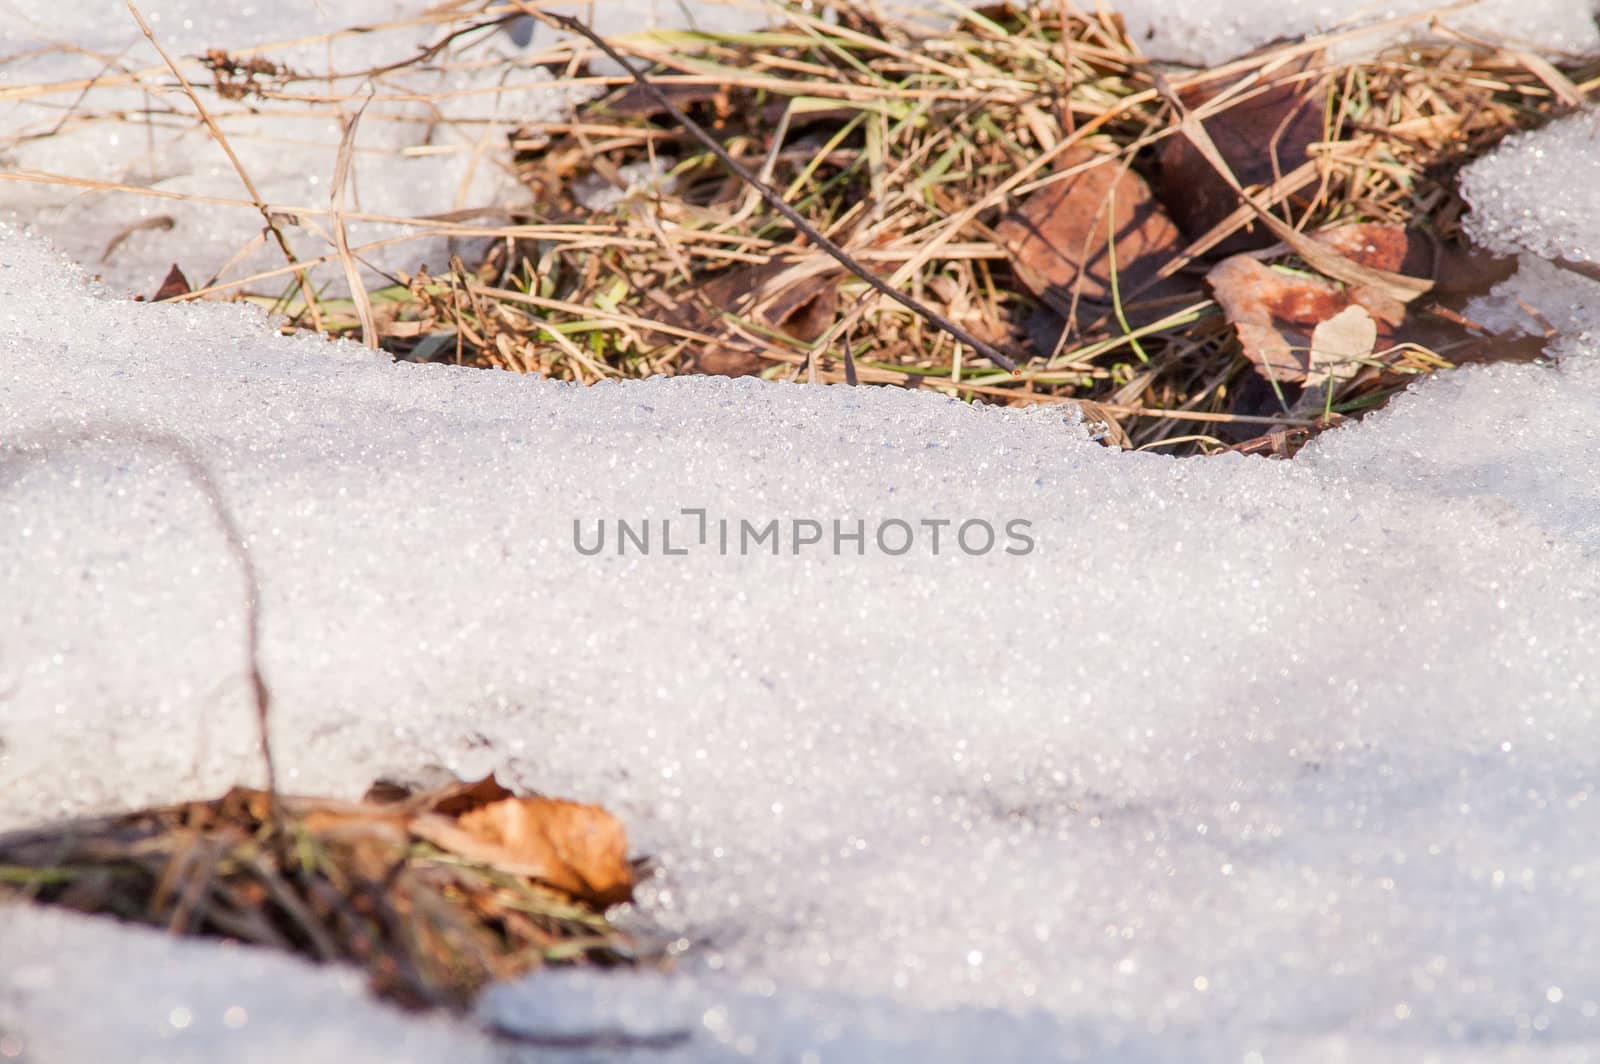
[0,0,774,297]
[5,2,1600,1062]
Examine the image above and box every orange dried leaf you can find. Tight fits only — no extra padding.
[415,796,633,907]
[364,770,516,815]
[418,773,517,816]
[1310,221,1500,290]
[1313,222,1412,273]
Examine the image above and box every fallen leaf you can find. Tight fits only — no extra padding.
[365,769,515,815]
[683,342,771,378]
[590,80,730,121]
[1312,222,1412,273]
[414,796,634,907]
[1297,304,1377,414]
[1208,255,1394,384]
[679,256,841,377]
[151,264,191,302]
[1157,51,1326,254]
[998,146,1184,320]
[1308,304,1378,372]
[1165,105,1430,304]
[1315,222,1519,298]
[0,778,643,1014]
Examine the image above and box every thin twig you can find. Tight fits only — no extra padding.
[517,5,1023,375]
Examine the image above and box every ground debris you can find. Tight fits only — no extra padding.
[0,773,651,1013]
[22,1,1588,455]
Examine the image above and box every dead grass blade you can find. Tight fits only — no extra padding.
[332,94,379,349]
[518,3,1025,375]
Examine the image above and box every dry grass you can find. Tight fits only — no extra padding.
[7,1,1597,454]
[0,779,653,1019]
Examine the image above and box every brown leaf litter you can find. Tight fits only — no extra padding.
[0,773,649,1013]
[492,9,1590,453]
[1157,50,1328,256]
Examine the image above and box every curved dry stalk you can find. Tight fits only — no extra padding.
[0,426,277,802]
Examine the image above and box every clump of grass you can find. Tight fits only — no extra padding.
[348,2,1593,453]
[0,780,652,1015]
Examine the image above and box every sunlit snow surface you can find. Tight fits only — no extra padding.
[1112,0,1598,67]
[1462,109,1600,265]
[0,0,771,297]
[6,2,1600,1062]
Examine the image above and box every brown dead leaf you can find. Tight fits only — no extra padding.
[151,264,191,302]
[1315,222,1520,299]
[0,777,644,1014]
[683,342,772,378]
[365,770,516,815]
[1158,52,1326,255]
[997,145,1184,315]
[414,796,634,907]
[1313,222,1412,273]
[592,80,731,120]
[366,771,633,905]
[1161,86,1430,305]
[679,256,841,376]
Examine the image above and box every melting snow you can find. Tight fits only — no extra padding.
[5,1,1600,1061]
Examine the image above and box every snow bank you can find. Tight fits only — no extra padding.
[0,906,500,1064]
[1114,0,1600,67]
[1462,108,1600,265]
[7,2,1600,1062]
[6,213,1600,1058]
